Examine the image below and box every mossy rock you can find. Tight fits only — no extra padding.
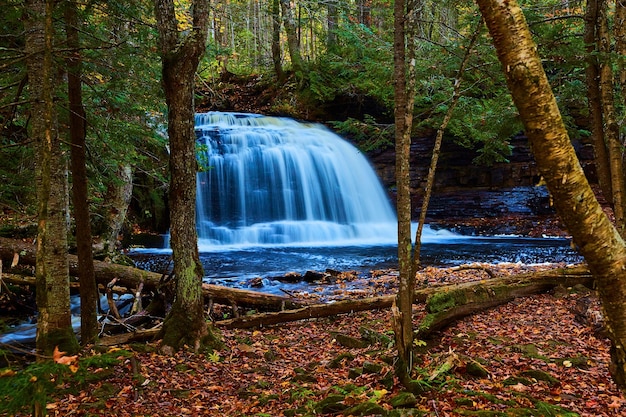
[552,285,569,298]
[466,360,490,378]
[558,355,591,369]
[363,361,384,374]
[511,343,539,356]
[520,369,560,386]
[257,394,279,406]
[503,376,533,386]
[128,343,157,353]
[379,370,395,390]
[263,349,277,361]
[334,333,370,348]
[292,368,317,383]
[359,326,393,346]
[389,391,417,408]
[348,367,364,379]
[316,394,348,413]
[454,397,475,406]
[343,401,387,416]
[387,409,427,417]
[328,352,355,369]
[91,382,118,399]
[570,283,593,294]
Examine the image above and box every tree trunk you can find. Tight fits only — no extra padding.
[392,0,416,386]
[271,0,283,81]
[280,0,304,79]
[327,1,338,51]
[598,0,626,235]
[357,0,372,27]
[584,0,612,202]
[24,0,78,358]
[475,0,626,393]
[64,0,99,345]
[155,0,215,354]
[103,164,133,255]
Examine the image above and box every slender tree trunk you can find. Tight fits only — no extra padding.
[392,0,415,386]
[103,164,133,255]
[475,0,626,392]
[357,0,372,27]
[64,0,99,345]
[598,0,626,235]
[584,0,612,202]
[155,0,217,354]
[280,0,304,78]
[327,1,338,51]
[24,0,78,359]
[271,0,284,81]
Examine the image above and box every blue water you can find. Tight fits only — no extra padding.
[129,228,582,295]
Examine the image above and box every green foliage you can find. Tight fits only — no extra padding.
[306,21,394,111]
[0,349,131,415]
[330,115,394,152]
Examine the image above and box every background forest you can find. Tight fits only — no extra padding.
[0,0,598,241]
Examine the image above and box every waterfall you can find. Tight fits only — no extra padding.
[194,112,397,248]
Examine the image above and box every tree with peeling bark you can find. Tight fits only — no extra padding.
[475,0,626,392]
[154,0,220,354]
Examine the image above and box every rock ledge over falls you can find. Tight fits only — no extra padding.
[368,132,600,237]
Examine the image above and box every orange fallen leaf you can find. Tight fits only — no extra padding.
[52,346,78,366]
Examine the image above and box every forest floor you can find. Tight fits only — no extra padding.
[5,264,624,416]
[2,215,626,416]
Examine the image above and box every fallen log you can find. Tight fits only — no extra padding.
[216,295,395,329]
[415,264,594,338]
[0,237,303,310]
[216,264,594,329]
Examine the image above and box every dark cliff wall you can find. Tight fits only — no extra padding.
[367,134,597,222]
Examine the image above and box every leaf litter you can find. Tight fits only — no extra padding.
[31,263,626,416]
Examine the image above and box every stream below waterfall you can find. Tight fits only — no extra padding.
[127,227,582,296]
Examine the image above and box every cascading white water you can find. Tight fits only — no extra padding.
[194,112,398,248]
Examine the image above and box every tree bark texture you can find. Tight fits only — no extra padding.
[584,0,612,203]
[24,0,78,357]
[475,0,626,392]
[598,0,626,235]
[103,164,133,255]
[280,0,304,77]
[64,0,99,345]
[155,0,212,354]
[271,0,284,81]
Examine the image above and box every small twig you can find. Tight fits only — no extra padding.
[431,399,440,416]
[106,278,121,320]
[279,288,298,298]
[131,281,144,314]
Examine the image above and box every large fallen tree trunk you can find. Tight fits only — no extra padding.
[216,264,594,329]
[0,237,302,310]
